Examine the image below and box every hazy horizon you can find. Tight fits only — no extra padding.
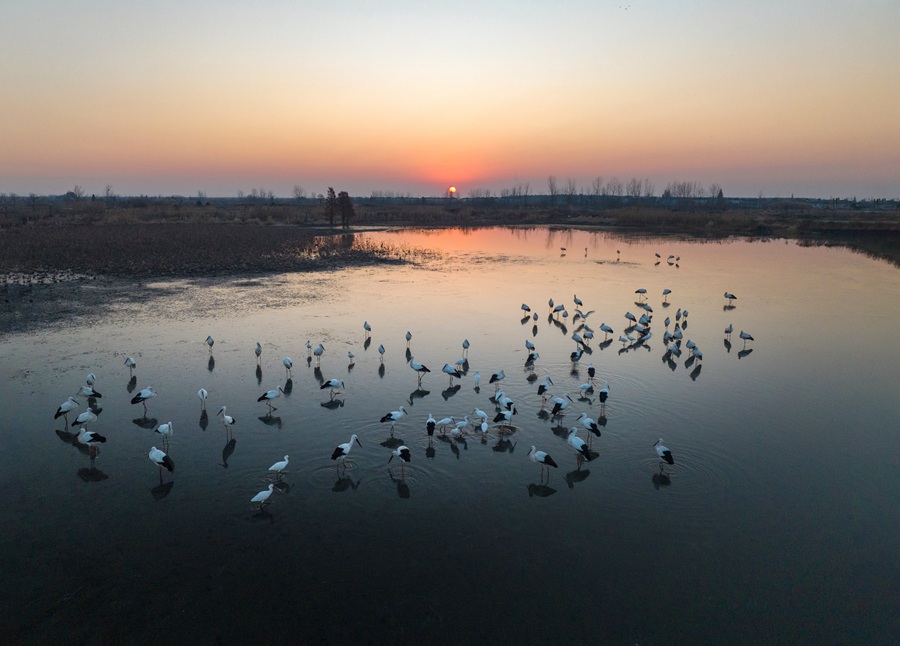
[2,1,898,200]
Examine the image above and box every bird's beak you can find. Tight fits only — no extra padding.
[388,454,394,463]
[355,439,362,447]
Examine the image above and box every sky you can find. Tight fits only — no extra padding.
[2,0,898,199]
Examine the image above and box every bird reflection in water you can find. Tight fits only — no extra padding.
[283,378,293,395]
[408,388,430,405]
[257,414,283,429]
[425,445,436,460]
[378,363,386,379]
[440,385,460,401]
[126,375,137,393]
[652,471,672,490]
[527,483,557,498]
[380,436,405,450]
[738,348,754,359]
[255,364,263,385]
[724,339,732,353]
[388,470,411,499]
[207,355,215,372]
[220,438,236,468]
[199,409,209,431]
[332,475,360,493]
[77,467,108,483]
[491,437,516,454]
[151,480,174,500]
[132,416,158,430]
[565,469,591,489]
[363,336,371,351]
[690,364,702,381]
[321,398,344,410]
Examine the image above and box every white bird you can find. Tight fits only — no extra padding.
[149,446,174,474]
[255,341,262,363]
[426,413,437,437]
[441,362,462,385]
[85,372,96,386]
[435,416,455,432]
[124,356,136,376]
[364,321,372,336]
[600,322,614,338]
[306,340,312,357]
[567,428,591,463]
[131,386,156,413]
[388,445,411,475]
[282,357,293,377]
[408,357,431,384]
[348,351,355,363]
[740,330,754,348]
[635,288,647,300]
[313,343,325,365]
[654,438,674,465]
[155,420,173,440]
[724,324,733,338]
[258,385,285,411]
[598,381,610,404]
[473,371,481,390]
[662,288,671,302]
[72,410,97,429]
[54,397,80,425]
[472,407,488,422]
[332,434,362,467]
[489,369,505,390]
[380,405,407,433]
[525,339,536,351]
[197,387,208,410]
[206,335,215,352]
[320,378,345,399]
[269,454,289,477]
[217,405,236,430]
[724,291,737,304]
[462,339,470,356]
[405,331,412,346]
[378,344,386,363]
[550,394,574,416]
[251,484,275,507]
[529,445,558,477]
[77,428,106,458]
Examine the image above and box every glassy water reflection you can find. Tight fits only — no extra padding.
[1,227,898,643]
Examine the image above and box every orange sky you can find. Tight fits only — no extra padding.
[2,1,897,198]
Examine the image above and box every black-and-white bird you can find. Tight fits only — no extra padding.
[489,369,505,390]
[740,330,754,348]
[654,438,674,465]
[598,381,610,404]
[332,434,362,467]
[124,356,137,376]
[724,291,737,304]
[662,288,672,302]
[282,357,293,378]
[206,335,215,352]
[426,413,437,437]
[405,331,412,346]
[567,428,591,463]
[75,385,102,399]
[320,378,345,399]
[72,410,98,429]
[197,387,208,410]
[258,385,285,412]
[54,397,79,425]
[313,343,325,365]
[255,341,262,363]
[529,445,558,476]
[217,406,236,431]
[408,357,430,384]
[576,412,602,437]
[364,321,372,337]
[380,405,407,433]
[77,428,107,456]
[149,446,174,473]
[441,362,462,385]
[378,344,386,363]
[154,421,174,448]
[724,324,733,338]
[388,445,411,475]
[550,394,574,416]
[131,386,156,413]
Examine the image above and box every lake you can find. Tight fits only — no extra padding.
[1,226,898,644]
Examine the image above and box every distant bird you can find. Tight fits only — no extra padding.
[206,335,215,352]
[598,381,610,404]
[740,330,754,348]
[600,322,613,338]
[124,356,136,376]
[131,386,156,413]
[77,428,106,456]
[347,351,355,363]
[654,438,674,465]
[525,351,540,366]
[537,376,554,398]
[332,434,362,467]
[724,292,737,304]
[426,413,436,437]
[320,378,345,399]
[258,385,285,412]
[489,370,506,390]
[441,362,462,385]
[197,388,208,410]
[521,303,531,314]
[550,394,574,416]
[473,371,481,390]
[405,331,412,346]
[529,445,558,477]
[462,339,470,357]
[269,455,289,477]
[306,340,312,357]
[378,344,386,363]
[251,484,275,507]
[380,405,407,433]
[662,288,671,302]
[574,294,583,307]
[388,445,411,475]
[149,446,174,474]
[364,321,372,337]
[154,421,173,448]
[635,288,647,300]
[625,311,637,325]
[313,343,325,365]
[75,385,102,399]
[567,428,591,463]
[255,341,262,363]
[525,339,536,351]
[282,357,293,378]
[54,396,79,425]
[724,323,733,338]
[408,357,431,384]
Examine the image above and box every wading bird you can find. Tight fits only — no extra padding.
[258,385,285,412]
[131,386,157,413]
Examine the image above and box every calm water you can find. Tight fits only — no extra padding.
[1,227,898,644]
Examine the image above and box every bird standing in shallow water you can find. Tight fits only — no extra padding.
[654,438,674,466]
[131,387,157,414]
[529,445,558,480]
[332,434,362,470]
[124,356,137,377]
[388,445,411,476]
[251,484,275,508]
[206,336,215,353]
[149,446,174,475]
[380,405,407,434]
[739,330,754,348]
[282,357,293,378]
[269,455,289,478]
[567,428,591,465]
[255,342,262,363]
[55,397,79,426]
[197,388,208,411]
[258,385,285,412]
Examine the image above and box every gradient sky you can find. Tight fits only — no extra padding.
[2,0,898,199]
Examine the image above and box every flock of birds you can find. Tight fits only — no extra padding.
[53,253,756,506]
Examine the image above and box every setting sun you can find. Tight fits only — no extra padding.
[448,186,457,194]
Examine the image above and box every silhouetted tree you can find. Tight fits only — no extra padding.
[338,191,354,228]
[325,187,337,226]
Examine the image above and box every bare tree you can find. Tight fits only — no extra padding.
[292,185,306,204]
[626,177,643,198]
[642,179,655,198]
[605,177,623,197]
[565,177,578,198]
[325,187,337,226]
[547,175,558,205]
[72,185,85,201]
